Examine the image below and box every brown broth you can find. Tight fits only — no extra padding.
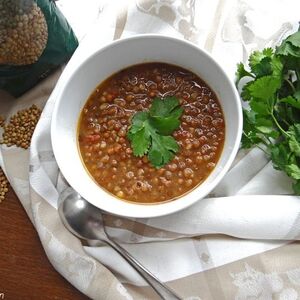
[78,63,225,204]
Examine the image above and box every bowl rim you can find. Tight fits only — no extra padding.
[51,33,243,218]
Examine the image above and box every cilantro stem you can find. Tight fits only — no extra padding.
[242,131,269,154]
[242,131,270,149]
[271,112,289,137]
[280,114,291,127]
[296,70,300,81]
[285,78,296,93]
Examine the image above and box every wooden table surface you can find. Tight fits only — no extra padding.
[0,188,89,300]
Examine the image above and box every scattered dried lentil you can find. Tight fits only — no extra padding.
[0,167,9,203]
[0,104,41,149]
[0,116,5,127]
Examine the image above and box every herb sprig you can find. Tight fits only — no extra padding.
[236,29,300,194]
[127,96,183,168]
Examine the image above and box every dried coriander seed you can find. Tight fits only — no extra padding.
[0,104,41,149]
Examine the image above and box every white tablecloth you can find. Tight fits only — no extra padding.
[1,0,300,299]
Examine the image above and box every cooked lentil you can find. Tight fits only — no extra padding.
[78,63,225,204]
[0,104,41,149]
[0,167,9,203]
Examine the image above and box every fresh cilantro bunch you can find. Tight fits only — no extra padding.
[236,29,300,194]
[127,96,183,168]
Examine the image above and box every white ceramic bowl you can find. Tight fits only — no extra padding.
[51,34,242,218]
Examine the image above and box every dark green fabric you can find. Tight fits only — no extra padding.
[0,0,78,97]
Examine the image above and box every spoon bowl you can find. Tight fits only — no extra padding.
[58,188,106,241]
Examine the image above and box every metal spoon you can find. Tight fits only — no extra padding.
[58,187,182,300]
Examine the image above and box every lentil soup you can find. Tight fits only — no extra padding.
[78,63,225,204]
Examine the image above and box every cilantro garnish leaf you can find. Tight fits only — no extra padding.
[236,28,300,195]
[127,111,149,136]
[149,116,181,136]
[149,97,181,117]
[127,125,151,157]
[148,135,179,168]
[149,97,183,135]
[127,97,183,168]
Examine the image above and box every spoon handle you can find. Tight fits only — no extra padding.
[104,237,182,300]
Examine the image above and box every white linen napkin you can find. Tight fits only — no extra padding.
[1,0,300,299]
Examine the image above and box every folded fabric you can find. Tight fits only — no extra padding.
[1,0,300,299]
